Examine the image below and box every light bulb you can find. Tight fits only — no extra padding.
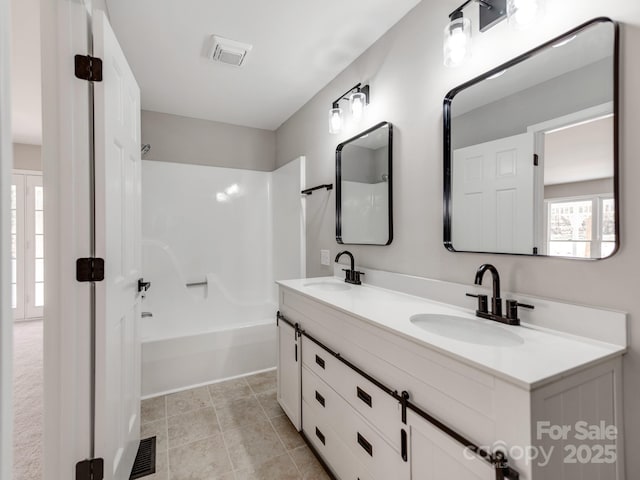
[329,107,343,134]
[349,91,366,123]
[443,15,471,68]
[507,0,544,29]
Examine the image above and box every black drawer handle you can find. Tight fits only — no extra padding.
[315,390,325,407]
[356,386,372,407]
[315,355,325,369]
[401,429,407,462]
[357,432,373,457]
[315,427,325,445]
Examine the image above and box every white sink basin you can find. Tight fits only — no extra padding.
[410,314,524,347]
[303,281,352,292]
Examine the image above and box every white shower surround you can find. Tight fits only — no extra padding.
[140,159,304,396]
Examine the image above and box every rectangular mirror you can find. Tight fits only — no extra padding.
[336,121,393,245]
[444,18,618,259]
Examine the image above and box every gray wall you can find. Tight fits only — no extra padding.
[141,110,275,171]
[341,145,387,183]
[453,59,613,149]
[275,1,640,475]
[13,143,41,171]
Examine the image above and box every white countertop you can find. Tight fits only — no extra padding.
[277,277,626,389]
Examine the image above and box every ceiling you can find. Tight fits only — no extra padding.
[11,0,42,145]
[453,20,614,116]
[105,0,422,130]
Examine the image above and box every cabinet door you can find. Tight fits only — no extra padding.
[408,410,494,480]
[277,320,301,429]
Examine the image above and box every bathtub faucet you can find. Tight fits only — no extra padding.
[335,251,364,285]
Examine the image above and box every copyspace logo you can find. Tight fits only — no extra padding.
[463,440,555,468]
[462,421,618,468]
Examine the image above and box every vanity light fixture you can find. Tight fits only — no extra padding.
[444,0,507,67]
[507,0,544,29]
[443,11,472,68]
[443,0,544,67]
[328,83,370,134]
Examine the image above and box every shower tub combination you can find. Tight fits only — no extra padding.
[140,158,305,397]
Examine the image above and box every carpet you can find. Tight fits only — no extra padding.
[12,319,43,480]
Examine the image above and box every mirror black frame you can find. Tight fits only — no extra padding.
[443,17,619,259]
[336,121,393,245]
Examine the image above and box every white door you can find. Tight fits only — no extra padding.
[93,10,142,480]
[452,132,535,254]
[11,173,44,320]
[277,320,301,429]
[0,0,13,475]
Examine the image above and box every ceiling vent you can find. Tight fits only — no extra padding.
[208,35,253,67]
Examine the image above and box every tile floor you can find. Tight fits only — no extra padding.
[141,370,332,480]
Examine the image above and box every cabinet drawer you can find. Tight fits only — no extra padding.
[303,366,409,480]
[302,336,403,451]
[303,399,375,480]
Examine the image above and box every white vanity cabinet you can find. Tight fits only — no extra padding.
[276,316,301,429]
[276,282,625,480]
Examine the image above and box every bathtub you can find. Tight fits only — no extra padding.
[141,306,277,397]
[139,241,278,397]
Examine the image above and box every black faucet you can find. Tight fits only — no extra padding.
[474,264,502,317]
[467,263,534,326]
[335,251,364,285]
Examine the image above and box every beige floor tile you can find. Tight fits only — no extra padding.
[289,446,331,480]
[215,396,269,432]
[141,418,168,452]
[167,407,220,448]
[234,453,301,480]
[255,390,283,419]
[168,434,233,480]
[166,386,212,416]
[209,377,253,405]
[245,370,277,394]
[224,419,286,471]
[146,449,168,480]
[142,396,166,424]
[270,415,304,450]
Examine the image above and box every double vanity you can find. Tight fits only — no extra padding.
[281,16,626,480]
[276,266,626,480]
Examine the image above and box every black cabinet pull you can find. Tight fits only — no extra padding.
[315,390,325,407]
[315,355,325,369]
[295,344,298,362]
[357,433,373,456]
[315,427,325,445]
[401,429,408,462]
[356,386,372,407]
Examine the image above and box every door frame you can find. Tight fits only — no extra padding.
[527,101,614,254]
[42,0,95,478]
[0,0,14,475]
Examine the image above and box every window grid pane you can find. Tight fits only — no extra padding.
[35,283,44,307]
[35,186,43,211]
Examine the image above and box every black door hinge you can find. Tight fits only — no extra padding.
[75,55,103,82]
[76,458,104,480]
[533,247,538,255]
[76,258,105,282]
[533,154,539,166]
